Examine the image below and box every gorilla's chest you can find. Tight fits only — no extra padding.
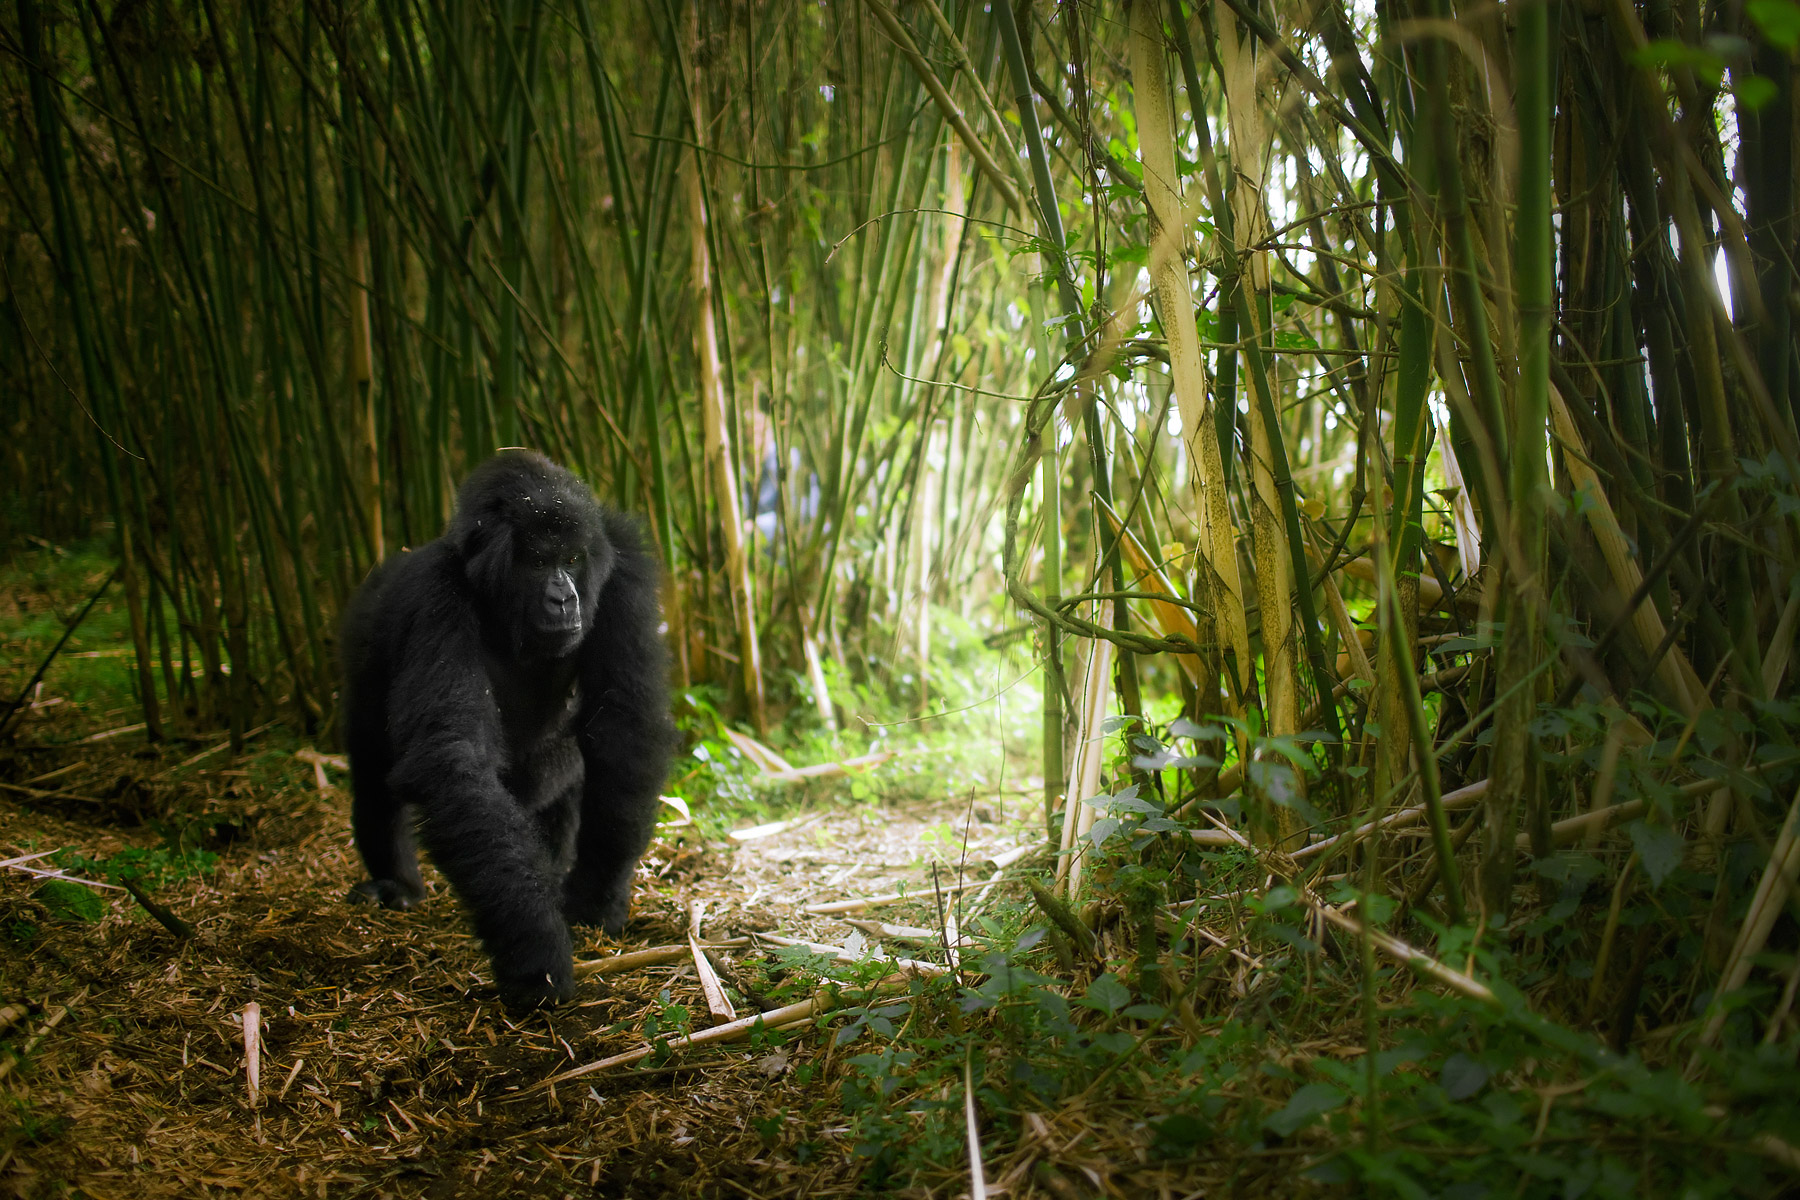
[483,653,580,755]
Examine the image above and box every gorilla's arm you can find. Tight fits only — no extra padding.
[564,514,677,931]
[382,561,575,1005]
[341,558,424,909]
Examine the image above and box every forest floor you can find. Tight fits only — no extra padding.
[0,700,1080,1200]
[0,548,1233,1199]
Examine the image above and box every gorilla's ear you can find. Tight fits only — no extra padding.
[457,514,516,603]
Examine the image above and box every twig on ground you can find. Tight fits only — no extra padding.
[720,728,795,774]
[690,919,740,1027]
[276,1057,304,1103]
[1301,893,1495,1005]
[0,564,118,738]
[154,721,277,778]
[1027,876,1100,962]
[729,813,827,842]
[293,748,347,791]
[121,876,195,941]
[1,852,124,891]
[842,918,940,946]
[0,990,85,1084]
[754,750,895,786]
[964,1048,989,1200]
[81,722,147,743]
[0,781,112,806]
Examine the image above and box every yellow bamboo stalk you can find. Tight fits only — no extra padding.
[1691,783,1800,1063]
[1127,2,1250,706]
[1306,538,1374,687]
[1215,1,1303,845]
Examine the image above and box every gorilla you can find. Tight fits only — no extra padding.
[340,450,675,1010]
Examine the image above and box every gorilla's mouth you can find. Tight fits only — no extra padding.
[535,610,583,634]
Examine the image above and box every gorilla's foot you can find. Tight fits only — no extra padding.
[349,878,425,910]
[562,883,631,936]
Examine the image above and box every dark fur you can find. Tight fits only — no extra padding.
[340,451,675,1009]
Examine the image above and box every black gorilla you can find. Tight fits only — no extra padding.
[340,450,675,1010]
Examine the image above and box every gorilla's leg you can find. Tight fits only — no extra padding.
[347,742,425,910]
[564,714,667,932]
[393,736,574,1008]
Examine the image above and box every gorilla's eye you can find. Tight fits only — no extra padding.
[565,553,581,567]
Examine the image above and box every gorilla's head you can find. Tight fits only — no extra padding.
[449,450,615,659]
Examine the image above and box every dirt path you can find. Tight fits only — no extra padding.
[0,739,1035,1200]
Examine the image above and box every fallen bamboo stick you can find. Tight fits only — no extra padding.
[1293,780,1491,862]
[152,721,277,777]
[802,874,1001,915]
[121,876,195,940]
[754,932,948,977]
[1517,800,1645,849]
[293,748,346,792]
[243,1002,262,1109]
[525,982,893,1094]
[728,813,826,841]
[571,938,750,980]
[1303,894,1496,1006]
[754,750,895,786]
[721,728,795,775]
[1,856,125,891]
[842,918,940,945]
[689,935,738,1026]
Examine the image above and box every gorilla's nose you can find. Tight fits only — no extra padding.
[541,568,581,628]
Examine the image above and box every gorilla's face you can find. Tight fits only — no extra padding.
[514,538,600,659]
[450,451,614,661]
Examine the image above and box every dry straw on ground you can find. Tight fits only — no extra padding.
[6,702,1178,1199]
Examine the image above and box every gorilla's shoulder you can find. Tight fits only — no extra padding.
[356,541,458,597]
[343,542,469,638]
[599,508,653,557]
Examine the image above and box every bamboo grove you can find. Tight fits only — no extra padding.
[7,0,1800,1039]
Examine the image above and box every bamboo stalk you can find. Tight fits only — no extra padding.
[682,1,766,733]
[862,0,1021,216]
[1128,2,1251,712]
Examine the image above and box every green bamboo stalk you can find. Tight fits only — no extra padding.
[1042,429,1066,839]
[1483,0,1559,912]
[1377,541,1464,924]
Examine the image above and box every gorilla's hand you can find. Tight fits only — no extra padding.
[493,921,577,1011]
